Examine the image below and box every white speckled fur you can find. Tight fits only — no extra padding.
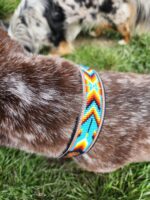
[1,28,150,173]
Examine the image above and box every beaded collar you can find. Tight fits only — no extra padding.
[59,66,105,158]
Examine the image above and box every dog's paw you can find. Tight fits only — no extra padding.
[51,42,74,56]
[118,40,127,45]
[89,31,98,37]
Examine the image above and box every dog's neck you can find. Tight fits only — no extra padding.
[0,30,83,157]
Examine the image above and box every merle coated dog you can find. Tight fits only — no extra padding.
[8,0,150,55]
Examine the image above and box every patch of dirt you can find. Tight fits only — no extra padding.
[74,36,117,48]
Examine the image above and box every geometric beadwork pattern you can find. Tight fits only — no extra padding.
[60,66,105,158]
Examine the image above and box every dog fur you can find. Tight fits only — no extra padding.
[0,28,150,173]
[8,0,150,55]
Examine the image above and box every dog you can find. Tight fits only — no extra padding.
[0,28,150,173]
[8,0,150,55]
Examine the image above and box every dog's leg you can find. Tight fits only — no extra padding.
[50,41,74,56]
[117,2,136,45]
[90,23,113,37]
[117,22,131,45]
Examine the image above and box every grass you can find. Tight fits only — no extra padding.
[0,0,20,19]
[0,1,150,199]
[67,35,150,74]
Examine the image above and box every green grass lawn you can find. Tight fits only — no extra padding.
[0,1,150,200]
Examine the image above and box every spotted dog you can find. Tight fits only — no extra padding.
[8,0,150,55]
[0,28,150,173]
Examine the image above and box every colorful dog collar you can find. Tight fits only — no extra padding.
[59,66,105,158]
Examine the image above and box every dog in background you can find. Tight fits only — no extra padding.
[8,0,150,56]
[0,27,150,173]
[8,0,150,55]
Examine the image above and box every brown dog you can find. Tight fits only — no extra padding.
[0,28,150,173]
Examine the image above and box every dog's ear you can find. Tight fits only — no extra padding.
[50,3,65,22]
[0,27,11,54]
[43,0,66,46]
[0,28,25,55]
[0,27,8,38]
[44,1,65,28]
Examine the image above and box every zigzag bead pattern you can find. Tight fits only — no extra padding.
[60,66,105,158]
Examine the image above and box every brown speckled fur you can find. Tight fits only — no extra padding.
[0,28,150,173]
